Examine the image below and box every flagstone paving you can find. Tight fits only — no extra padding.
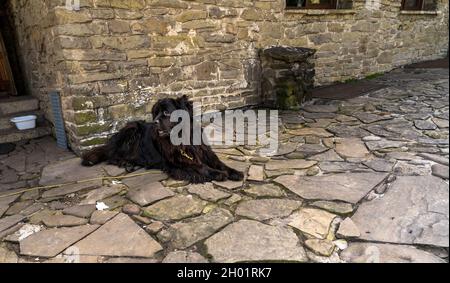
[0,68,448,263]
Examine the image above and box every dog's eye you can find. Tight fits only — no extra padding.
[163,111,170,117]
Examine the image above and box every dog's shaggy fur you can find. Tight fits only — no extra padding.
[82,96,244,183]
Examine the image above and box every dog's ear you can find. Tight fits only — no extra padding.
[176,95,193,117]
[177,95,189,105]
[151,101,161,120]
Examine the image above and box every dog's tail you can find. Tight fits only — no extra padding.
[81,146,108,167]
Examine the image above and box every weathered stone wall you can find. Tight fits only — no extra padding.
[260,46,316,109]
[7,0,449,153]
[7,0,64,121]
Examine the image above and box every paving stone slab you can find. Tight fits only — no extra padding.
[188,183,231,202]
[308,119,336,128]
[335,138,370,159]
[288,128,334,138]
[243,184,287,198]
[418,153,449,165]
[267,143,298,156]
[310,201,354,215]
[236,199,302,221]
[102,165,126,177]
[163,251,208,263]
[80,186,124,205]
[212,180,244,190]
[4,224,43,243]
[288,208,337,239]
[42,214,89,228]
[205,220,308,263]
[247,165,265,181]
[308,150,344,162]
[432,164,449,179]
[0,215,25,234]
[337,218,361,238]
[127,181,174,206]
[20,225,99,258]
[274,173,388,204]
[305,239,335,257]
[341,243,446,263]
[0,194,20,207]
[143,195,206,221]
[432,117,449,128]
[122,204,141,216]
[327,124,370,138]
[0,206,8,218]
[365,139,407,151]
[265,159,317,171]
[414,120,438,130]
[393,161,431,176]
[62,205,96,218]
[70,213,162,258]
[102,195,128,210]
[318,162,368,173]
[41,181,102,199]
[0,244,18,263]
[5,200,34,216]
[303,112,336,120]
[163,208,233,249]
[386,152,420,161]
[39,158,103,186]
[302,104,339,113]
[351,176,449,247]
[353,112,393,124]
[18,203,45,216]
[362,158,395,172]
[296,144,328,157]
[90,210,119,225]
[121,171,168,188]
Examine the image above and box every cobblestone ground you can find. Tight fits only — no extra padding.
[0,68,448,263]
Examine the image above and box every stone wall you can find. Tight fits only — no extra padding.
[7,0,64,121]
[260,46,316,109]
[7,0,449,153]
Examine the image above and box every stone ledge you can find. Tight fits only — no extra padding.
[399,10,440,16]
[284,9,356,16]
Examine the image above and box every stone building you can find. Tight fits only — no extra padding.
[0,0,448,153]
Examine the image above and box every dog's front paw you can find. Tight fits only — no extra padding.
[228,169,244,181]
[189,174,209,184]
[81,159,95,167]
[209,170,228,182]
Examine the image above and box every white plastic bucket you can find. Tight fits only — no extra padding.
[10,115,37,130]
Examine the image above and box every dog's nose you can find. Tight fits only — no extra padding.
[155,119,160,125]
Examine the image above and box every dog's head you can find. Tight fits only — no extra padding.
[152,95,193,137]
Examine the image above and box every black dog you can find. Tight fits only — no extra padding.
[82,96,244,184]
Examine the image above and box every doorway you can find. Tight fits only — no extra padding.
[0,31,16,97]
[0,3,26,98]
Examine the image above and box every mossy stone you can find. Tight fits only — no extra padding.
[76,123,111,136]
[74,111,97,125]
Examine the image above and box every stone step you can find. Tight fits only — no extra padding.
[0,96,39,116]
[0,122,52,143]
[0,110,45,131]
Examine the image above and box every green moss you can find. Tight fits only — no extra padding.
[76,123,111,136]
[342,78,359,84]
[72,97,92,111]
[341,72,384,84]
[74,111,97,125]
[276,81,301,110]
[365,72,384,80]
